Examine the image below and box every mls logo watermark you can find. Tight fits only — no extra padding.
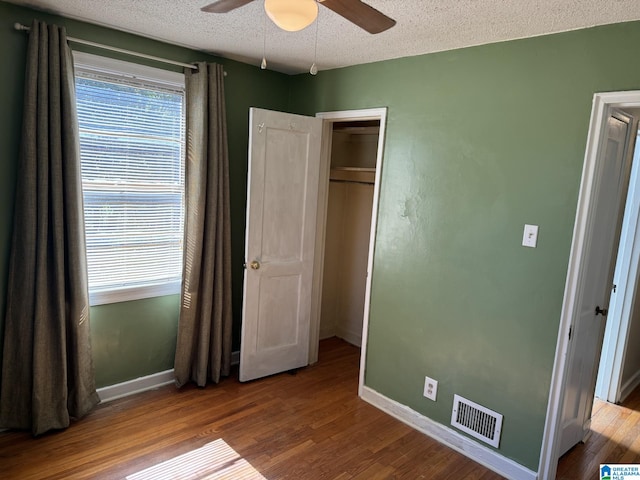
[601,464,640,480]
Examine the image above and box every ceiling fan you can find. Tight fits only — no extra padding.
[201,0,396,34]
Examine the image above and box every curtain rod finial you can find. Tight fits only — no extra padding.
[14,22,29,31]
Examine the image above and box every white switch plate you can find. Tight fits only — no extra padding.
[423,376,438,401]
[522,224,539,248]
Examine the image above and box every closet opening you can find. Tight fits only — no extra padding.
[319,119,380,348]
[309,108,387,395]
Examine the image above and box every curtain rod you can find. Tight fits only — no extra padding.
[14,22,199,71]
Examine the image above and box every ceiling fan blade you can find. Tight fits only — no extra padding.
[201,0,255,13]
[320,0,396,34]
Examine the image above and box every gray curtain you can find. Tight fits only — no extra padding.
[174,63,233,387]
[0,20,99,436]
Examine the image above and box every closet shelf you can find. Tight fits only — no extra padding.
[331,167,375,172]
[330,167,375,184]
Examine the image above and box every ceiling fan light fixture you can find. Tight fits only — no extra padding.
[264,0,318,32]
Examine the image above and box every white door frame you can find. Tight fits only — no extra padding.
[539,91,640,480]
[308,107,387,395]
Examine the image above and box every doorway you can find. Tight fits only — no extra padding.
[319,120,379,348]
[596,111,640,405]
[539,92,640,480]
[309,108,387,395]
[556,109,640,468]
[240,107,386,384]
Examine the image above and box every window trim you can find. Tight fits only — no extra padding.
[90,281,183,306]
[73,51,185,89]
[73,52,186,306]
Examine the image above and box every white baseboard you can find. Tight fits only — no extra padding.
[97,369,175,404]
[98,351,240,404]
[360,386,537,480]
[336,329,362,348]
[319,326,337,341]
[620,369,640,403]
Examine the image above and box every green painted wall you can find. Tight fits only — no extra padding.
[289,21,640,470]
[91,296,180,387]
[0,1,290,388]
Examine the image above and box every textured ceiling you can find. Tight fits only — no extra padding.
[6,0,640,74]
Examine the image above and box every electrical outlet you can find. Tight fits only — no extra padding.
[423,376,438,401]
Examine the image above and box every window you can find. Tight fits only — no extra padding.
[73,52,185,305]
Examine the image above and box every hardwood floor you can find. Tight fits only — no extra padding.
[556,384,640,480]
[0,338,504,479]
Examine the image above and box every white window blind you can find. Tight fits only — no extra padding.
[74,53,185,305]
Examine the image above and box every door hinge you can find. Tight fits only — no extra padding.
[613,284,617,293]
[568,325,572,340]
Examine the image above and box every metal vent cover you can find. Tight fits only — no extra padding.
[451,394,503,448]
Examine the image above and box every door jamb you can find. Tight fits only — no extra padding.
[539,91,640,480]
[309,107,387,396]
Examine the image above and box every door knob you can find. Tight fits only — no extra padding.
[250,260,260,270]
[595,306,608,316]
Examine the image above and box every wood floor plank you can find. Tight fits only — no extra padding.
[0,338,505,479]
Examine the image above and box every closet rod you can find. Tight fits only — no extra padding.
[14,22,199,71]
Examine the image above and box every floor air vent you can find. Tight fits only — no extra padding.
[451,394,503,448]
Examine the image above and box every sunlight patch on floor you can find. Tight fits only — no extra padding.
[126,439,266,480]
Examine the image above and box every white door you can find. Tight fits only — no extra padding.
[559,110,633,455]
[240,108,323,382]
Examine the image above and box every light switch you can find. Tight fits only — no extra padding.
[522,224,539,248]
